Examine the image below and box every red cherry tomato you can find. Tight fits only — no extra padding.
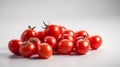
[44,36,57,50]
[19,42,36,58]
[76,39,90,55]
[74,36,89,45]
[38,43,53,59]
[59,25,66,33]
[45,24,62,40]
[75,30,89,39]
[8,39,22,55]
[63,30,75,38]
[21,26,36,42]
[36,31,45,42]
[61,34,75,42]
[58,39,74,54]
[28,37,41,54]
[89,35,102,49]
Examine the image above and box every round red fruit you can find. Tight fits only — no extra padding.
[58,39,74,54]
[63,30,75,38]
[21,26,36,42]
[76,39,90,55]
[19,41,36,58]
[59,25,66,33]
[89,35,102,49]
[45,24,62,40]
[38,43,53,59]
[8,39,22,55]
[28,37,41,54]
[61,34,75,42]
[36,31,45,42]
[75,30,89,39]
[44,36,57,50]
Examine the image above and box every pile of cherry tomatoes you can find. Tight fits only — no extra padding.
[8,22,102,59]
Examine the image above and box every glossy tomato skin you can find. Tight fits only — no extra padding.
[61,34,75,42]
[28,37,41,54]
[45,24,62,40]
[58,39,74,54]
[89,35,102,50]
[76,39,90,55]
[21,28,36,42]
[75,30,89,39]
[8,39,22,55]
[44,36,57,50]
[74,36,88,52]
[19,42,36,58]
[59,26,66,33]
[38,43,53,59]
[63,30,75,38]
[36,31,45,42]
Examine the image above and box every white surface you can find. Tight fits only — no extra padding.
[0,17,120,67]
[1,0,120,67]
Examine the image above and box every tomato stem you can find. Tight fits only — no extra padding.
[23,41,29,46]
[28,25,36,30]
[32,26,36,30]
[43,21,48,27]
[41,26,45,29]
[30,38,36,42]
[28,25,31,29]
[77,36,86,40]
[83,35,86,39]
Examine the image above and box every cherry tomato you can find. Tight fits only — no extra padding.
[45,24,62,40]
[59,25,66,33]
[61,34,75,42]
[62,30,75,38]
[74,36,89,45]
[74,36,86,51]
[75,30,89,39]
[28,37,41,54]
[44,36,57,50]
[38,43,53,59]
[8,39,22,55]
[89,35,102,49]
[76,39,90,55]
[19,41,36,58]
[36,31,45,42]
[58,39,74,54]
[21,26,36,42]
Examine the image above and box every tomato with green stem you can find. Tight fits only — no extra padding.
[21,26,36,42]
[19,41,36,58]
[75,30,89,39]
[28,37,41,54]
[43,21,62,40]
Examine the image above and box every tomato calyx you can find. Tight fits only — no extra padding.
[29,38,37,42]
[43,21,48,27]
[23,41,29,46]
[42,21,50,29]
[76,35,86,40]
[28,25,36,30]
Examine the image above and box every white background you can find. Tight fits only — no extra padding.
[0,0,120,67]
